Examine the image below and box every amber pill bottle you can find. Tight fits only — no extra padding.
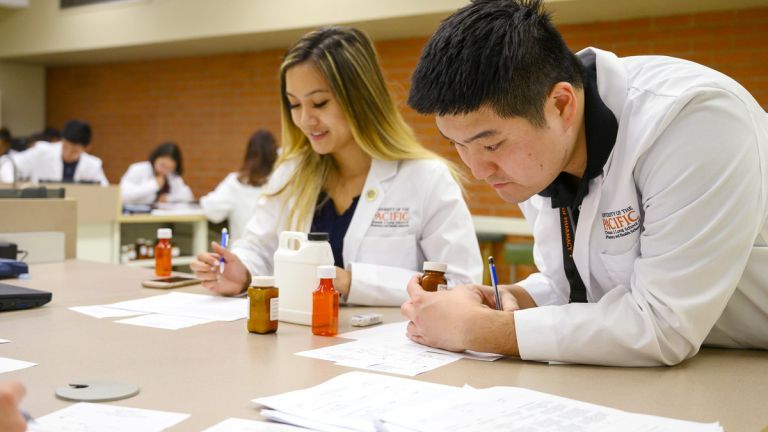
[247,276,279,334]
[421,261,447,292]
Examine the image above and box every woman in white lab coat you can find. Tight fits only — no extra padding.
[191,26,483,306]
[120,141,194,205]
[199,129,278,241]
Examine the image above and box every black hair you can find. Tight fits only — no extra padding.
[239,129,278,187]
[10,138,27,152]
[61,120,92,146]
[408,0,584,127]
[43,126,61,142]
[0,127,11,142]
[148,141,184,175]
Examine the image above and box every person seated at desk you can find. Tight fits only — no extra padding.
[401,0,768,366]
[0,127,12,155]
[120,141,194,205]
[0,120,108,185]
[191,26,483,306]
[200,129,278,241]
[0,381,27,432]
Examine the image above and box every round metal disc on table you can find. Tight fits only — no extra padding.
[55,380,140,402]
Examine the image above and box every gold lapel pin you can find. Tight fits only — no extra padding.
[365,189,378,201]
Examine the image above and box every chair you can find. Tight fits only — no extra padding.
[505,242,534,283]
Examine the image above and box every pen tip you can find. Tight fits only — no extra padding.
[222,228,228,234]
[488,256,495,265]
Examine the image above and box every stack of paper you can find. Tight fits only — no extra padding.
[254,372,723,432]
[295,321,502,376]
[69,292,247,330]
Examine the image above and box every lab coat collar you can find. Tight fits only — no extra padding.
[577,47,628,177]
[342,159,399,268]
[571,48,628,295]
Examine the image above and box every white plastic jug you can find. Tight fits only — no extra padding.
[273,231,334,325]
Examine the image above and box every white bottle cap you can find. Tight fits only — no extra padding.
[251,276,275,287]
[423,261,447,273]
[317,265,336,279]
[157,228,172,239]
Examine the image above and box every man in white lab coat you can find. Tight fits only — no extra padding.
[0,120,108,185]
[402,0,768,366]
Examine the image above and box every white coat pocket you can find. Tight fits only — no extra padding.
[357,235,418,270]
[598,243,641,288]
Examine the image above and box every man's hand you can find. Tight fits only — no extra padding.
[190,241,251,296]
[465,283,521,312]
[0,381,27,432]
[400,276,488,352]
[401,276,523,356]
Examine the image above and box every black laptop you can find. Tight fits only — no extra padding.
[0,283,52,311]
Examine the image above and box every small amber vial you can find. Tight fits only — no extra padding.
[154,229,172,277]
[421,261,447,292]
[312,265,339,337]
[247,276,279,334]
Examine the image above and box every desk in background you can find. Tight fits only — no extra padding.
[0,260,765,431]
[473,215,536,283]
[117,212,208,268]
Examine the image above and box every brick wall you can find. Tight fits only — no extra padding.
[47,7,768,219]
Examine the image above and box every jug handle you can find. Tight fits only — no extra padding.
[278,231,308,250]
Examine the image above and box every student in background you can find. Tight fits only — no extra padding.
[24,127,61,150]
[0,127,12,155]
[191,26,483,305]
[0,381,27,432]
[200,129,278,241]
[0,120,108,185]
[402,0,768,366]
[120,141,194,205]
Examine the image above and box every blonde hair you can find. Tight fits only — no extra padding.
[272,26,463,230]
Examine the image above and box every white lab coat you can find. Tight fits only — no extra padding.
[200,172,265,241]
[232,158,483,306]
[120,161,194,204]
[0,141,108,185]
[514,48,768,366]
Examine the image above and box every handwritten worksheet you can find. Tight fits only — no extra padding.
[382,385,723,432]
[254,371,462,432]
[27,402,190,432]
[254,372,723,432]
[339,320,503,361]
[202,417,310,432]
[296,339,460,376]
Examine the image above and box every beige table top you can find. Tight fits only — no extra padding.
[1,261,766,431]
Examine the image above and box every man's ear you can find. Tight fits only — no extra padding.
[547,81,579,130]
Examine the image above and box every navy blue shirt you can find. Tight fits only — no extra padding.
[311,192,360,268]
[62,160,79,183]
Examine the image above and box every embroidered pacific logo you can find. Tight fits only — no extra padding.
[601,205,640,239]
[371,207,410,228]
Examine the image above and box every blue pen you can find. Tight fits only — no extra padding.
[488,256,501,310]
[219,228,228,274]
[22,409,35,424]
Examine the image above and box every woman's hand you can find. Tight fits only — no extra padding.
[190,241,251,296]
